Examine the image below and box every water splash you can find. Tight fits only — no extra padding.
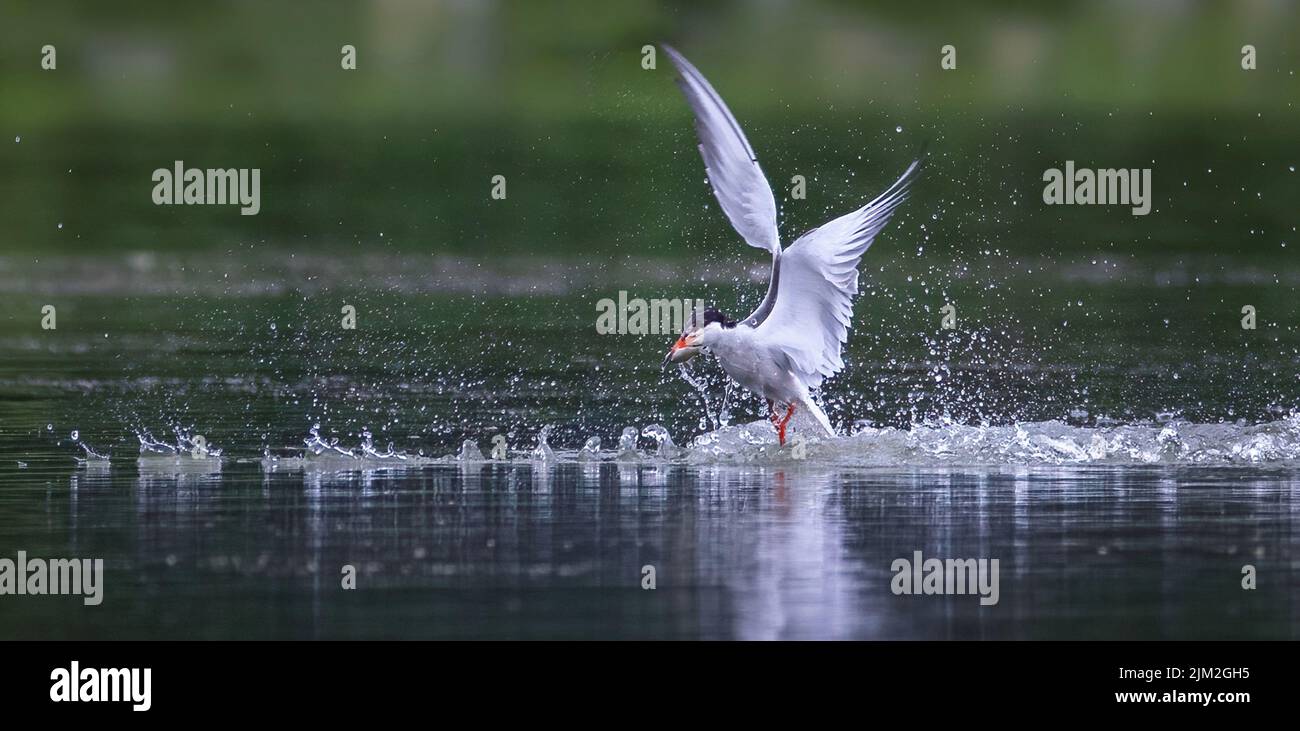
[685,414,1300,466]
[458,439,485,461]
[717,379,735,428]
[641,424,685,459]
[92,412,1300,473]
[579,436,602,461]
[675,364,718,432]
[358,428,407,461]
[299,423,413,461]
[303,423,354,458]
[531,425,556,462]
[616,426,640,460]
[68,429,111,462]
[137,426,222,458]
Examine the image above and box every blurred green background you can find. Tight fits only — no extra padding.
[1,0,1296,260]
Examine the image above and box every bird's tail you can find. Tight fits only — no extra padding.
[799,397,836,439]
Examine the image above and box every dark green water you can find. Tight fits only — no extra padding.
[1,254,1298,639]
[0,458,1294,640]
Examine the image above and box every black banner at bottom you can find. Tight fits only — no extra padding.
[0,641,1283,718]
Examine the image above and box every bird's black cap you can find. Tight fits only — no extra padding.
[702,308,737,328]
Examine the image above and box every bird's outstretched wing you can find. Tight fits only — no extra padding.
[662,44,779,255]
[753,157,923,389]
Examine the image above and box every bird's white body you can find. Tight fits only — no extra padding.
[695,323,834,436]
[661,45,921,444]
[702,325,781,398]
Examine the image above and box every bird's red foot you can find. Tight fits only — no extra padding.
[776,404,795,446]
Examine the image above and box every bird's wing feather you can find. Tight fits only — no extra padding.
[753,157,923,388]
[662,44,780,255]
[740,249,781,327]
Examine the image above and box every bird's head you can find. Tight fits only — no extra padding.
[662,307,732,369]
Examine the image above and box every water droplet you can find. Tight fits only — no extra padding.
[895,125,903,133]
[13,136,19,143]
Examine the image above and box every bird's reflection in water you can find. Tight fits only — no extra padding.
[714,467,872,640]
[17,460,1295,639]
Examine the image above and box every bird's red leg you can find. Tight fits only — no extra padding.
[777,404,796,446]
[767,399,778,427]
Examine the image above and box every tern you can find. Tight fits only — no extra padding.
[659,45,923,445]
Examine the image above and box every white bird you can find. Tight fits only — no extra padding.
[660,45,923,445]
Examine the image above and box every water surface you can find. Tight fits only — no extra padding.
[1,254,1297,640]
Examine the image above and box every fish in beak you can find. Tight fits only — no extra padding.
[662,334,701,369]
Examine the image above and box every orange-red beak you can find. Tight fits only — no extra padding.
[663,335,701,369]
